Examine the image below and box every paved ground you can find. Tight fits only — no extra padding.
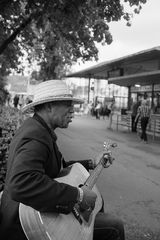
[56,115,160,240]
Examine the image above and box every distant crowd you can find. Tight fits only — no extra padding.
[6,94,32,110]
[89,99,115,120]
[81,97,152,143]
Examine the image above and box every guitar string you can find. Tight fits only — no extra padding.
[80,146,110,239]
[86,164,103,189]
[75,144,111,239]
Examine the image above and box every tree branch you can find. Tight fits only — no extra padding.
[0,15,33,55]
[0,0,50,55]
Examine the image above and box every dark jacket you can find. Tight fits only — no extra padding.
[131,101,141,117]
[0,114,91,240]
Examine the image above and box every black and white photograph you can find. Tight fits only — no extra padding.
[0,1,160,240]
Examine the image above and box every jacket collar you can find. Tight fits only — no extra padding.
[33,113,57,141]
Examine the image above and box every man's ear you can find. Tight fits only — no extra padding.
[45,102,53,112]
[47,102,57,114]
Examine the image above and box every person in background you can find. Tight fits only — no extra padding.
[0,80,125,240]
[95,101,102,119]
[131,100,141,132]
[18,95,25,109]
[107,98,115,130]
[25,96,32,105]
[6,92,11,106]
[91,102,95,116]
[105,104,111,118]
[13,94,19,108]
[101,103,109,120]
[135,99,151,143]
[0,100,2,137]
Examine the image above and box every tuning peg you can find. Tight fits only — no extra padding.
[110,143,117,148]
[103,141,107,147]
[103,141,117,150]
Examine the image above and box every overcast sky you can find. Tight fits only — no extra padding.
[72,0,160,72]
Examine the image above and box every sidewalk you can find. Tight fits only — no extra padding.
[71,114,160,173]
[75,114,160,148]
[57,114,160,240]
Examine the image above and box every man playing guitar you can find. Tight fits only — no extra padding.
[0,80,125,240]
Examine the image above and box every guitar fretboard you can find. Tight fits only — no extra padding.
[85,161,103,189]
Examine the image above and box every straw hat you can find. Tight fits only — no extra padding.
[22,80,84,112]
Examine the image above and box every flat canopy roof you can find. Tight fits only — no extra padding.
[66,46,160,86]
[108,70,160,87]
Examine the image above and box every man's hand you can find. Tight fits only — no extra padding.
[79,185,97,211]
[103,153,115,168]
[92,151,114,169]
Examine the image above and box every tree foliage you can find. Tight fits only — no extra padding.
[0,0,147,79]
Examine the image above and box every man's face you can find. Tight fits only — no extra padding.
[49,101,74,129]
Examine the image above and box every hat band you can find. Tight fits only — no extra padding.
[34,93,73,102]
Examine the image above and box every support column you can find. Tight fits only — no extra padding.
[151,83,154,109]
[127,86,131,110]
[88,76,91,103]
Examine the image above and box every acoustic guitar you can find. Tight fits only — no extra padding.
[19,142,116,240]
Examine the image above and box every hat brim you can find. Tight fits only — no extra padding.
[22,97,84,113]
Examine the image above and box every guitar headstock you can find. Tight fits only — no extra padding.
[101,141,117,168]
[103,141,117,151]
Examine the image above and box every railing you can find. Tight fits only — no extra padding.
[137,114,160,140]
[115,114,131,131]
[115,113,160,140]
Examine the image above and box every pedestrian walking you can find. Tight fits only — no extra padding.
[101,103,110,119]
[95,102,101,119]
[13,94,19,108]
[107,98,115,130]
[131,100,141,132]
[18,95,25,109]
[135,99,151,143]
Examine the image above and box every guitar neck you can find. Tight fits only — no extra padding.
[84,161,104,189]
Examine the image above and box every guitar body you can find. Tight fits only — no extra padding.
[19,163,103,240]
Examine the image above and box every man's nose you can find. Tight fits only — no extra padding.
[70,105,74,111]
[69,107,75,115]
[70,109,74,114]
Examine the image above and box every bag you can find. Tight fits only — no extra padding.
[106,109,111,116]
